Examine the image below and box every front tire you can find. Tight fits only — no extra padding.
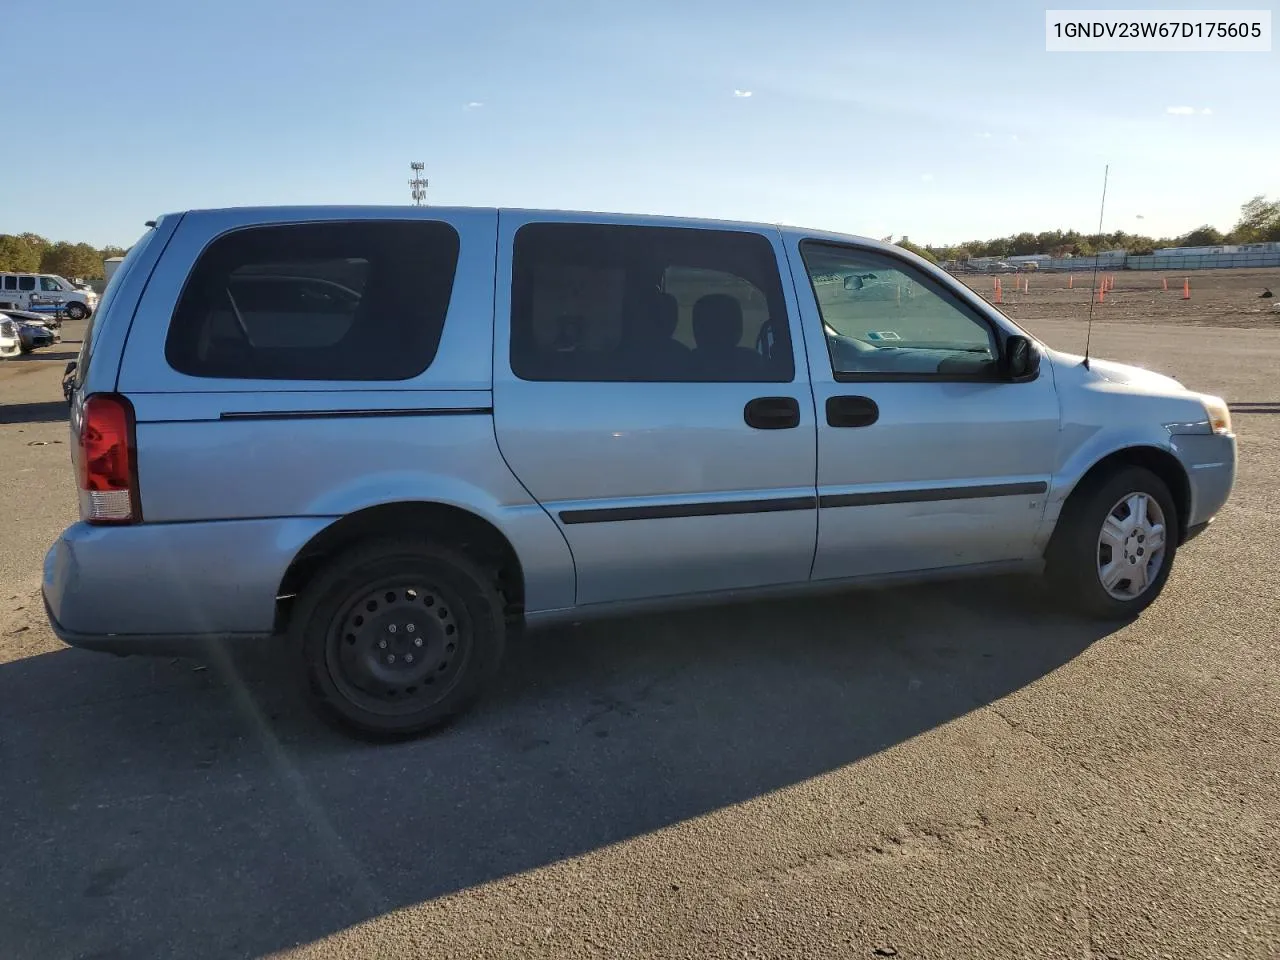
[1046,466,1180,620]
[292,539,506,738]
[65,303,88,320]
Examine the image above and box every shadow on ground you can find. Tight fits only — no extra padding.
[9,349,80,364]
[0,401,68,425]
[0,577,1114,959]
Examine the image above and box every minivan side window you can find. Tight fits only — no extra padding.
[166,221,460,381]
[39,277,63,292]
[510,223,793,382]
[799,241,998,381]
[17,276,35,291]
[2,276,16,291]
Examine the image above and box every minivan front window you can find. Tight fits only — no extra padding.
[39,277,65,292]
[800,242,998,379]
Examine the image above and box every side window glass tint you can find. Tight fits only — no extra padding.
[510,223,793,382]
[800,242,997,379]
[2,276,16,291]
[39,277,62,291]
[165,221,460,381]
[17,276,35,291]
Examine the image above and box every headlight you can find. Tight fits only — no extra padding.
[1200,394,1232,435]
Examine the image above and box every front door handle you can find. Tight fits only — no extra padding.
[744,396,801,430]
[826,395,879,428]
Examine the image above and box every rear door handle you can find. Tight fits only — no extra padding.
[744,396,801,430]
[826,395,879,428]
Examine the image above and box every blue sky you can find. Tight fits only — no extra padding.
[4,0,1277,247]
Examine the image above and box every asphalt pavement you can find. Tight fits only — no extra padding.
[0,318,1276,959]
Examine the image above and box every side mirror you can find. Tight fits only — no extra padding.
[1003,335,1040,380]
[843,275,863,291]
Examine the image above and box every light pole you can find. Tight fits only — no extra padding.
[409,162,428,206]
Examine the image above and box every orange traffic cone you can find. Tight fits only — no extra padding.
[1182,278,1191,300]
[1068,274,1074,289]
[1098,285,1106,303]
[1162,277,1168,291]
[994,279,1003,304]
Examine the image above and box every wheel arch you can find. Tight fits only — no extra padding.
[1049,445,1192,553]
[274,501,526,634]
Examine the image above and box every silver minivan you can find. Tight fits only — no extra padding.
[44,207,1237,737]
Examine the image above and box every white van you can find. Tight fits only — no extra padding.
[0,273,97,319]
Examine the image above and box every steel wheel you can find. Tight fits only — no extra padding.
[66,303,88,320]
[1096,491,1167,600]
[325,578,471,716]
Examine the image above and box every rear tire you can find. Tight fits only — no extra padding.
[291,538,505,738]
[1046,466,1180,620]
[65,303,88,320]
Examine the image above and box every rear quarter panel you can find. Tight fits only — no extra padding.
[113,208,575,615]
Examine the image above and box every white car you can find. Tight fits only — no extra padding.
[0,273,98,320]
[0,314,22,358]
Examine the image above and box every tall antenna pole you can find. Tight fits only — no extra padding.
[1082,164,1109,369]
[408,161,428,206]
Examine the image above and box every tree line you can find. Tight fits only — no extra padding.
[906,195,1280,264]
[0,233,129,283]
[5,196,1279,276]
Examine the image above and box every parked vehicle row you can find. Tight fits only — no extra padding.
[0,310,60,357]
[45,206,1236,739]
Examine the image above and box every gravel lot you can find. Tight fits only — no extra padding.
[1,296,1278,959]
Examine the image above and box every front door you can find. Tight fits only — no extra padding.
[786,237,1060,581]
[493,216,818,606]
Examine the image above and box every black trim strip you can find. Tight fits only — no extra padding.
[819,481,1047,509]
[560,495,816,525]
[219,406,492,421]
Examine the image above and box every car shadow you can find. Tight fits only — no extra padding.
[0,401,68,425]
[8,349,81,363]
[0,577,1115,960]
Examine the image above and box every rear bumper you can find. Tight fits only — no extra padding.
[43,594,265,656]
[42,516,332,654]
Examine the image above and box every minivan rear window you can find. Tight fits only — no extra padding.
[165,220,460,381]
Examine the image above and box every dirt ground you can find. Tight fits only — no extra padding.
[959,267,1280,329]
[0,311,1278,960]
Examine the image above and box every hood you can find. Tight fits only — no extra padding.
[1045,347,1187,393]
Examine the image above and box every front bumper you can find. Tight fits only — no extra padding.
[1171,432,1237,535]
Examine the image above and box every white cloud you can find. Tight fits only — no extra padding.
[1200,107,1213,115]
[921,173,934,182]
[976,131,992,139]
[465,101,484,109]
[1165,105,1195,115]
[733,89,753,98]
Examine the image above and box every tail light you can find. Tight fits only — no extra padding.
[75,393,140,524]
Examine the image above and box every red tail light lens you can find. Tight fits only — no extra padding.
[76,394,139,524]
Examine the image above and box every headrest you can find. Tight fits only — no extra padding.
[691,294,743,351]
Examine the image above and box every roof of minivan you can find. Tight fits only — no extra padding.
[167,205,903,256]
